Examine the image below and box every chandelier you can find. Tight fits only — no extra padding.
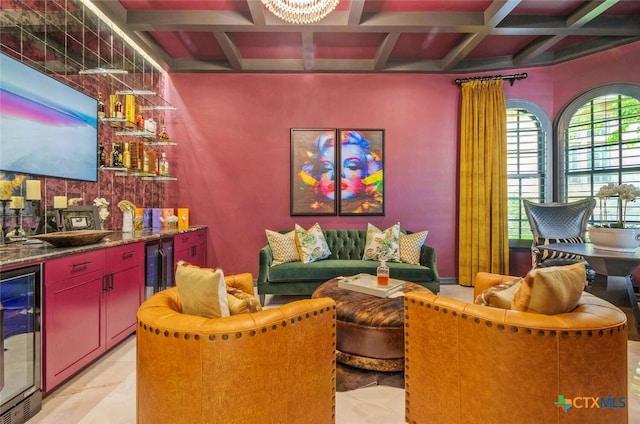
[261,0,340,24]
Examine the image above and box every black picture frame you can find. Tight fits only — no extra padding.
[290,128,338,216]
[62,206,100,231]
[338,129,385,216]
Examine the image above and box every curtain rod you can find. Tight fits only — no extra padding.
[454,72,528,86]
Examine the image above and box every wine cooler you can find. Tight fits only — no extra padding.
[0,264,42,423]
[145,238,174,299]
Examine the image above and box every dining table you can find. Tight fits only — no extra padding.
[541,242,640,340]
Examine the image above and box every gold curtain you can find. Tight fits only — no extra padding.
[458,79,509,286]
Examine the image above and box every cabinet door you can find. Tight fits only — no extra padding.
[191,229,207,267]
[105,243,144,348]
[174,232,194,265]
[174,229,207,268]
[44,268,105,393]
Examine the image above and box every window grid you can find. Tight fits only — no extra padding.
[565,94,640,225]
[507,108,546,240]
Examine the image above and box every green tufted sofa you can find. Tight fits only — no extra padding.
[257,229,439,304]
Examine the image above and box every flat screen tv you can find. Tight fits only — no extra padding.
[0,52,98,182]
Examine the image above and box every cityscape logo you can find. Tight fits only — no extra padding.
[555,395,626,412]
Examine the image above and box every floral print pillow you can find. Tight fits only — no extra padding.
[294,223,332,264]
[362,222,400,262]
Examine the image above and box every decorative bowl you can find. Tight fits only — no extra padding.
[587,226,640,252]
[30,230,113,247]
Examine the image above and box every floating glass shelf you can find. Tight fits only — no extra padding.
[99,167,177,180]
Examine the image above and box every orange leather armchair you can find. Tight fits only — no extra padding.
[137,273,337,424]
[404,272,628,424]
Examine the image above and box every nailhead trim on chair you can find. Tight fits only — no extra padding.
[403,296,627,336]
[137,305,337,342]
[404,296,626,424]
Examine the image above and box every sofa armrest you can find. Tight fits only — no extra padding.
[472,272,520,299]
[419,245,440,281]
[257,245,273,283]
[224,272,254,295]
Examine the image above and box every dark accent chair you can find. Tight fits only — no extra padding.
[523,198,596,278]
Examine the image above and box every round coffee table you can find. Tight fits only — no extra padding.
[312,277,431,372]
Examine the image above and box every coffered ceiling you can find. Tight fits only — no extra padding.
[91,0,640,73]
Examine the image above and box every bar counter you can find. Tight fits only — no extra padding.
[0,226,207,268]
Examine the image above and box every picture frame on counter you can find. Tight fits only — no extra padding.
[62,206,100,231]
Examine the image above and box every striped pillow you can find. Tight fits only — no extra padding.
[536,237,584,261]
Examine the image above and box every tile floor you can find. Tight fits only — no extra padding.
[29,285,640,424]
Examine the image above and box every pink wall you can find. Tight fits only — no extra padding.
[166,41,640,279]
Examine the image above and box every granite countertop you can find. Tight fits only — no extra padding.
[0,226,207,269]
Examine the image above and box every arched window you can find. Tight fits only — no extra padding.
[556,84,640,226]
[507,99,551,240]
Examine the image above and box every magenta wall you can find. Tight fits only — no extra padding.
[166,41,640,279]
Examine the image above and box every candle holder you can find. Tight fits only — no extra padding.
[30,200,42,235]
[1,199,9,242]
[54,208,66,231]
[7,203,27,242]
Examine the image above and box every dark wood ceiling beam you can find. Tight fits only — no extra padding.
[484,0,522,27]
[213,32,243,71]
[122,9,640,36]
[348,0,366,26]
[373,32,400,71]
[361,11,484,27]
[439,0,520,72]
[441,32,487,71]
[126,10,253,31]
[167,59,233,72]
[566,0,618,27]
[301,31,315,71]
[513,35,565,65]
[552,35,639,63]
[247,0,266,26]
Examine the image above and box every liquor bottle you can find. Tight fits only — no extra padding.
[123,142,131,169]
[158,127,170,142]
[143,150,149,173]
[112,143,123,167]
[377,258,389,287]
[136,107,145,130]
[114,96,123,119]
[159,152,169,176]
[98,144,106,167]
[130,141,142,170]
[97,92,105,119]
[125,94,136,128]
[109,94,117,118]
[145,117,157,135]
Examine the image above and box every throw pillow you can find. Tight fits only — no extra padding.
[474,278,522,309]
[536,237,585,261]
[227,287,263,315]
[175,262,230,318]
[399,230,429,265]
[362,222,400,261]
[511,263,586,315]
[265,229,299,266]
[294,223,331,264]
